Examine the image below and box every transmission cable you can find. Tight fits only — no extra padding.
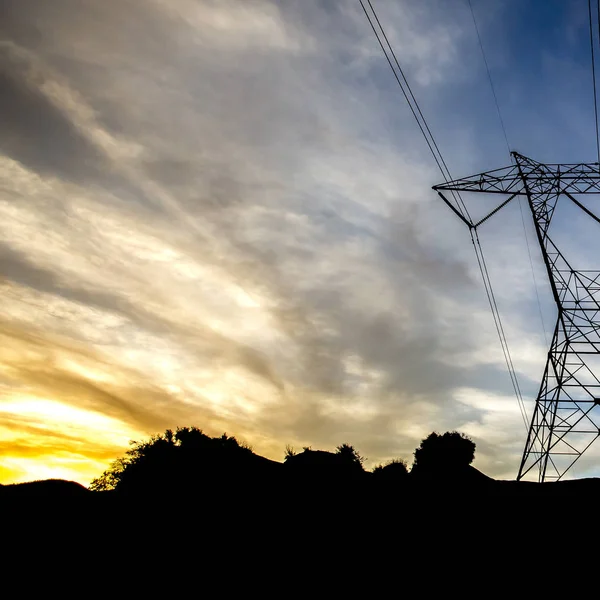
[365,0,471,219]
[360,0,529,429]
[468,0,547,388]
[359,0,471,221]
[472,233,529,428]
[589,0,600,164]
[465,0,530,423]
[467,0,510,159]
[596,0,600,164]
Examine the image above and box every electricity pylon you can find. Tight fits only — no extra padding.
[434,152,600,481]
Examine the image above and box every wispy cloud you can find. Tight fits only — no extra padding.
[2,0,593,484]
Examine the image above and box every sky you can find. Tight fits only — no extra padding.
[2,0,600,485]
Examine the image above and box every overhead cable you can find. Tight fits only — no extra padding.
[589,0,600,164]
[359,0,471,221]
[467,0,511,159]
[360,0,529,429]
[468,0,547,392]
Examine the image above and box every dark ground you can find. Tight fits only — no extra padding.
[2,470,594,585]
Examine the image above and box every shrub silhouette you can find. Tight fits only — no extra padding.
[372,459,408,481]
[283,443,366,481]
[412,431,475,476]
[284,445,297,461]
[88,426,482,496]
[336,443,365,470]
[90,427,263,494]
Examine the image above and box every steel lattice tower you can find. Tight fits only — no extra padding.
[434,152,600,481]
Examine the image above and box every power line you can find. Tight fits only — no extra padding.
[360,0,528,430]
[597,0,600,160]
[517,197,549,347]
[589,0,600,164]
[468,0,546,393]
[359,0,471,221]
[464,0,531,425]
[358,3,446,190]
[467,0,511,159]
[365,0,471,219]
[472,232,530,428]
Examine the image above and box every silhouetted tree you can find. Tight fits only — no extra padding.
[336,443,365,470]
[174,425,212,451]
[412,431,475,477]
[283,444,366,482]
[89,426,263,494]
[284,445,297,461]
[372,459,408,481]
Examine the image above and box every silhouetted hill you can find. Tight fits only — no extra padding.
[0,478,90,499]
[492,476,600,496]
[410,463,494,486]
[6,426,600,538]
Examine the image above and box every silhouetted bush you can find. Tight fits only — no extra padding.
[336,443,366,470]
[412,431,475,478]
[89,427,273,494]
[284,445,297,460]
[372,459,409,481]
[86,425,483,499]
[283,444,366,482]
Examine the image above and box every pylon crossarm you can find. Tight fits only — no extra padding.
[433,165,523,194]
[435,156,600,196]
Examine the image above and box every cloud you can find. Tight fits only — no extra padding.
[0,0,569,484]
[0,42,106,184]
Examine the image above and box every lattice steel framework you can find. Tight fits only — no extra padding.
[434,152,600,481]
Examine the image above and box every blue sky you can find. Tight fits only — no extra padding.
[1,0,600,483]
